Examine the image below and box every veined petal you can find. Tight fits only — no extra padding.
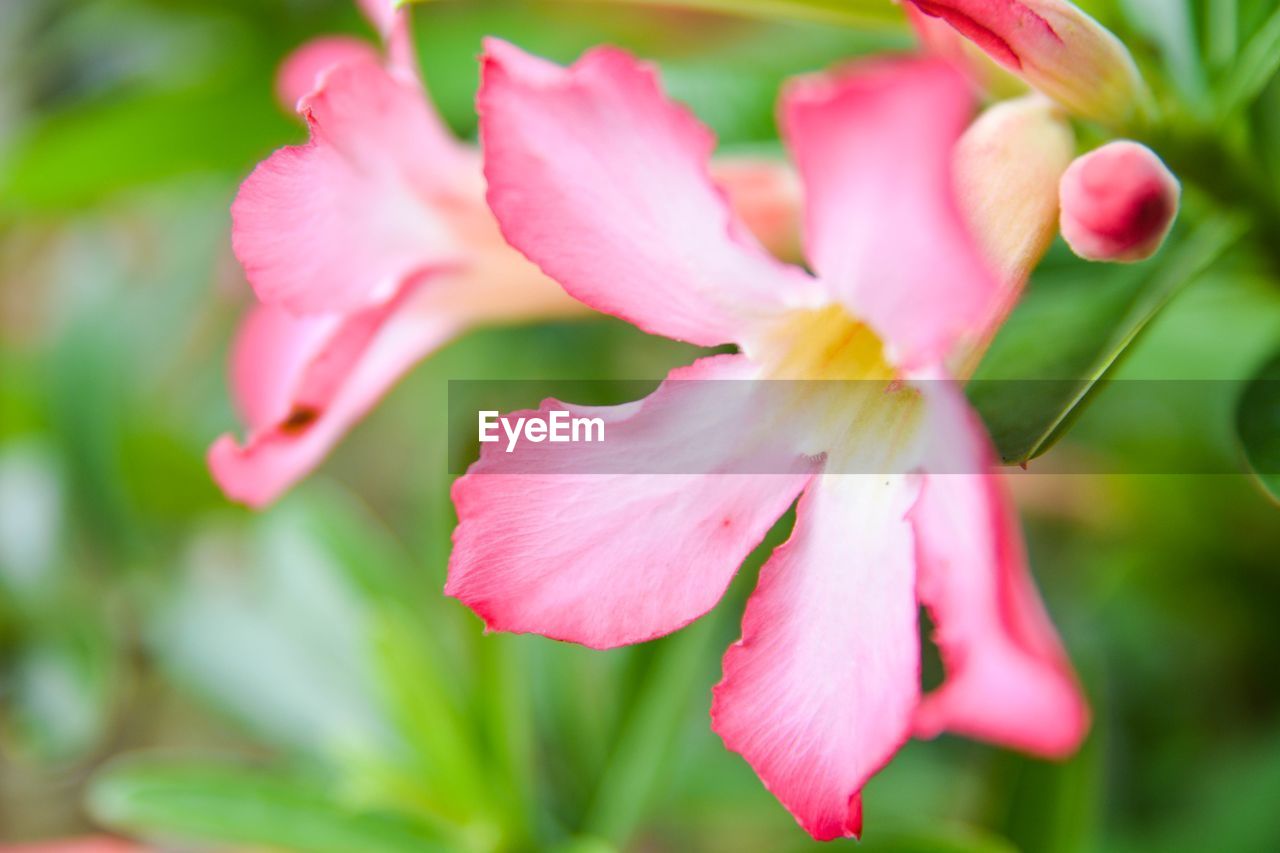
[782,58,999,370]
[479,39,817,348]
[232,59,466,315]
[275,37,383,110]
[911,381,1089,756]
[712,475,922,841]
[209,284,462,508]
[447,355,817,649]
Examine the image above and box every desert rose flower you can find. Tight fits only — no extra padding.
[904,0,1150,126]
[447,41,1088,839]
[1059,140,1180,262]
[209,3,802,507]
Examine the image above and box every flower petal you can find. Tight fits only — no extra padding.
[232,59,465,315]
[275,37,383,110]
[911,384,1089,756]
[781,57,998,369]
[210,284,462,508]
[478,39,817,348]
[447,354,816,649]
[712,475,921,841]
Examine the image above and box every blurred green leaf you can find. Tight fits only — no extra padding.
[4,598,118,763]
[583,617,718,845]
[0,72,292,212]
[89,757,453,853]
[1218,4,1280,116]
[972,218,1246,465]
[151,498,397,757]
[0,440,66,598]
[1235,348,1280,501]
[1120,0,1207,107]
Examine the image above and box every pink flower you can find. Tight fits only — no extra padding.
[210,3,798,507]
[1059,140,1180,262]
[447,41,1089,840]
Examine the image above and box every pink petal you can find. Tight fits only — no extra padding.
[911,382,1089,756]
[275,37,383,110]
[209,283,462,508]
[478,39,817,348]
[781,58,999,369]
[712,475,922,841]
[447,354,817,649]
[232,59,466,315]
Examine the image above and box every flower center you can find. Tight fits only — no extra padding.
[751,305,895,382]
[747,306,927,470]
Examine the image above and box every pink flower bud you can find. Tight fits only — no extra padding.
[1059,140,1180,263]
[905,0,1149,125]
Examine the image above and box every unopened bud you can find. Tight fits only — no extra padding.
[1059,140,1180,263]
[905,0,1150,126]
[955,95,1076,288]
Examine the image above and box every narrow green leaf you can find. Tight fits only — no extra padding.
[583,616,719,844]
[1207,0,1238,70]
[1235,349,1280,502]
[88,758,453,853]
[1218,4,1280,116]
[972,218,1246,465]
[413,0,907,29]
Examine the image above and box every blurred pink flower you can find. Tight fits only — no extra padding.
[1059,140,1180,262]
[210,3,798,507]
[446,41,1089,840]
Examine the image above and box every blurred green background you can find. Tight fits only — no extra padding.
[1,0,1279,850]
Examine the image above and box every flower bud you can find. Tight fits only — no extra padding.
[954,95,1076,289]
[905,0,1150,126]
[1059,141,1180,263]
[950,95,1075,375]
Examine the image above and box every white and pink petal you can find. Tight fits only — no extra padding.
[447,355,817,649]
[712,475,922,840]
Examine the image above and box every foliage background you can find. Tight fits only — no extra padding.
[1,0,1278,850]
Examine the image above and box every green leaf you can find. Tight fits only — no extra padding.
[0,72,292,212]
[411,0,906,30]
[151,498,400,758]
[88,757,452,853]
[1235,348,1280,502]
[5,601,118,763]
[1218,4,1280,116]
[971,218,1246,465]
[583,617,719,844]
